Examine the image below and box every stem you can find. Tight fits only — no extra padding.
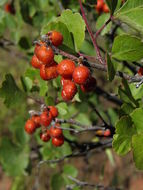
[55,118,105,130]
[95,17,112,39]
[52,44,143,83]
[78,0,104,64]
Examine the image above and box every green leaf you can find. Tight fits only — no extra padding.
[112,34,143,61]
[0,74,25,107]
[39,79,48,97]
[25,68,48,96]
[56,102,68,115]
[129,83,143,100]
[41,21,74,50]
[107,53,116,81]
[113,116,136,155]
[0,138,29,176]
[51,173,65,190]
[115,0,143,34]
[119,103,134,117]
[106,0,118,14]
[9,116,29,146]
[59,9,86,51]
[63,165,78,178]
[132,134,143,170]
[21,76,33,92]
[118,79,138,107]
[131,108,143,134]
[96,14,111,35]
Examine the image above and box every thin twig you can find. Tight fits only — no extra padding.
[95,16,112,39]
[55,118,106,130]
[67,175,104,189]
[78,0,104,64]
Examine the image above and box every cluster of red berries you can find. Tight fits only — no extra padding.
[31,31,63,80]
[95,0,109,14]
[58,60,97,101]
[30,30,96,101]
[24,106,64,147]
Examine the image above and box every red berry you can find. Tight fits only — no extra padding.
[102,3,109,13]
[48,106,58,118]
[45,62,59,80]
[4,3,15,14]
[40,111,53,127]
[104,129,111,137]
[73,66,90,85]
[52,136,64,147]
[34,42,45,55]
[61,81,77,101]
[50,125,63,138]
[57,59,76,78]
[35,45,54,65]
[40,62,58,80]
[50,31,63,47]
[95,0,104,13]
[40,64,47,80]
[40,132,51,142]
[138,67,143,76]
[31,55,42,69]
[61,77,72,86]
[31,115,41,128]
[80,76,97,92]
[25,119,36,134]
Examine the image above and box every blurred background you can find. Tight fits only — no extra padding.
[0,0,143,190]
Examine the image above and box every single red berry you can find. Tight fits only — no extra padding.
[48,106,58,118]
[4,3,15,14]
[31,55,42,69]
[52,136,64,147]
[40,132,51,142]
[40,64,47,80]
[102,3,109,13]
[40,62,58,80]
[73,66,90,85]
[50,125,63,138]
[25,119,36,134]
[49,31,63,47]
[95,0,104,13]
[57,59,76,78]
[31,115,41,128]
[35,45,54,65]
[40,111,53,127]
[61,77,72,87]
[45,62,59,80]
[80,76,97,92]
[34,42,45,55]
[104,129,111,137]
[138,67,143,76]
[61,81,77,101]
